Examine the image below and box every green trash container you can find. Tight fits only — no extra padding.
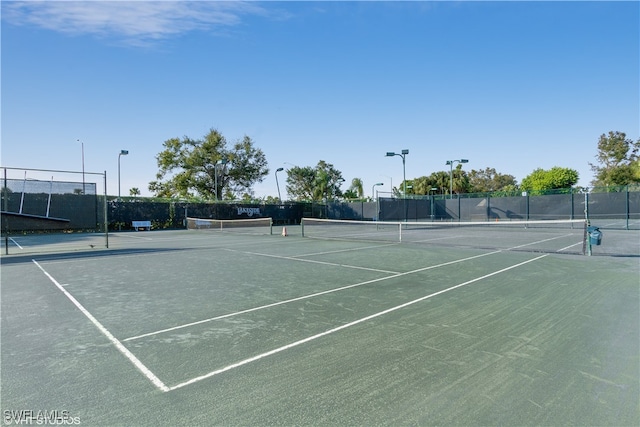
[587,226,602,246]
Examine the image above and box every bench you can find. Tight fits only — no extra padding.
[132,220,152,231]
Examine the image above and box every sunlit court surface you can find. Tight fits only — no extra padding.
[2,223,639,426]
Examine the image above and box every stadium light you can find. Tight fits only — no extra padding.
[386,149,409,220]
[118,149,129,200]
[275,167,284,203]
[372,182,384,200]
[445,159,469,199]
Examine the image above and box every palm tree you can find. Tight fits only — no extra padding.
[431,171,450,196]
[452,165,471,195]
[350,178,364,198]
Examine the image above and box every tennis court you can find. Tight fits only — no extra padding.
[1,222,638,426]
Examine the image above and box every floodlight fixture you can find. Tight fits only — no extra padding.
[275,167,285,203]
[118,149,129,200]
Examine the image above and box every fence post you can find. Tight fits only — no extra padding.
[4,168,8,255]
[103,171,109,249]
[570,187,574,220]
[626,184,630,230]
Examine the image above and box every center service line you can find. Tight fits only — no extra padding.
[32,260,170,393]
[168,254,548,391]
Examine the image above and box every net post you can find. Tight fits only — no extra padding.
[270,218,273,235]
[301,218,305,237]
[398,222,402,242]
[583,191,591,256]
[585,221,592,256]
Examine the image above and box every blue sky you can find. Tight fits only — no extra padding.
[2,1,638,199]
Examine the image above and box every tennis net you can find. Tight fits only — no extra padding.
[186,217,273,235]
[301,218,589,254]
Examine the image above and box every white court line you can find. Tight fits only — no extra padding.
[509,233,575,250]
[411,235,465,244]
[124,250,501,342]
[167,253,548,391]
[557,241,583,252]
[224,248,401,275]
[9,237,23,249]
[32,260,170,392]
[112,233,153,241]
[288,243,398,259]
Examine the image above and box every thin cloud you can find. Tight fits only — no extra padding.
[2,1,276,45]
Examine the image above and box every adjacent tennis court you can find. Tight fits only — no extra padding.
[1,222,638,426]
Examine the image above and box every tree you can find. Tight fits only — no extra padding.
[468,168,517,193]
[129,187,141,197]
[343,189,358,199]
[590,131,640,187]
[148,129,268,199]
[410,176,431,195]
[285,161,344,201]
[431,171,450,196]
[520,167,578,192]
[450,164,471,195]
[349,178,364,199]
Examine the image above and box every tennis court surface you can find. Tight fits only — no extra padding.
[2,224,638,426]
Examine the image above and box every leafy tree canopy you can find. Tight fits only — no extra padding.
[520,167,578,192]
[590,131,640,187]
[285,161,344,201]
[148,128,268,199]
[468,168,517,193]
[402,167,471,196]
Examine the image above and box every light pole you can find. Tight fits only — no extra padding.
[118,150,129,200]
[275,167,284,203]
[77,139,85,194]
[386,149,409,220]
[445,159,468,199]
[372,182,384,200]
[214,159,228,201]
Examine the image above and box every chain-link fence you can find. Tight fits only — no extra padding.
[1,167,107,235]
[319,186,639,230]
